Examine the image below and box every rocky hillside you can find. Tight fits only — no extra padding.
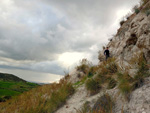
[99,1,150,69]
[0,1,150,113]
[55,1,150,113]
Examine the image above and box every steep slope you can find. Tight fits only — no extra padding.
[0,1,150,113]
[99,1,150,68]
[55,1,150,113]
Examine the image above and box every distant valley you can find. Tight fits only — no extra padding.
[0,72,39,102]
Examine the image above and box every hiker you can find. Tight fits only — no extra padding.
[104,47,110,60]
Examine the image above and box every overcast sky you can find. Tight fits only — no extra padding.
[0,0,140,83]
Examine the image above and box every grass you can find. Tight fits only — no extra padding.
[76,101,91,113]
[88,66,98,78]
[76,94,113,113]
[0,81,38,102]
[0,79,74,113]
[84,58,119,94]
[133,6,140,14]
[118,52,150,100]
[117,73,135,100]
[141,0,149,5]
[76,59,91,74]
[85,78,100,95]
[95,73,110,84]
[140,0,150,15]
[145,9,150,16]
[107,78,117,89]
[92,94,113,113]
[99,58,118,75]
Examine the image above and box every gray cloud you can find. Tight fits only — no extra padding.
[0,0,140,77]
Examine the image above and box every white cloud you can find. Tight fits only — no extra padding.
[0,0,141,82]
[58,52,85,68]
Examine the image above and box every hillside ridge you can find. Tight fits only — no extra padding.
[0,72,26,82]
[0,0,150,113]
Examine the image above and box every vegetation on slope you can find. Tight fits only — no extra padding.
[0,73,38,102]
[0,0,150,113]
[76,94,114,113]
[0,78,74,113]
[0,81,38,102]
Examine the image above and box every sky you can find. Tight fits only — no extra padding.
[0,0,140,83]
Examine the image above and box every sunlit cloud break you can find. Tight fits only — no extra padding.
[0,0,140,82]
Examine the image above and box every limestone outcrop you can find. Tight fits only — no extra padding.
[55,1,150,113]
[99,3,150,69]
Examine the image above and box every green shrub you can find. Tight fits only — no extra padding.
[132,5,140,14]
[85,78,100,94]
[88,66,97,78]
[145,9,150,16]
[135,8,140,14]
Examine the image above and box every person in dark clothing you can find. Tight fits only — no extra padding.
[104,47,110,60]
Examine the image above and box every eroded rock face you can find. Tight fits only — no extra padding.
[99,11,150,68]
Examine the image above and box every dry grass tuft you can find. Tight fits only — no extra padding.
[85,78,101,95]
[76,94,113,113]
[76,58,91,74]
[0,79,74,113]
[99,57,119,75]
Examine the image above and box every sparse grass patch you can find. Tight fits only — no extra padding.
[117,73,134,100]
[118,79,132,101]
[0,80,74,113]
[95,73,110,85]
[141,0,149,5]
[141,0,150,14]
[107,78,117,89]
[76,94,113,113]
[76,59,91,74]
[129,52,149,77]
[145,9,150,16]
[117,52,150,100]
[99,57,118,75]
[92,94,113,113]
[73,76,88,88]
[88,66,98,78]
[132,75,144,90]
[76,101,91,113]
[85,78,101,95]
